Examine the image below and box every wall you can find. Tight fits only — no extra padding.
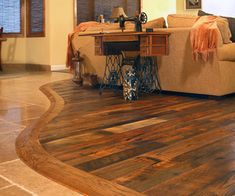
[142,0,201,19]
[25,0,51,66]
[176,0,235,17]
[203,0,235,17]
[176,0,198,15]
[2,38,26,64]
[2,0,74,68]
[49,0,73,67]
[142,0,176,20]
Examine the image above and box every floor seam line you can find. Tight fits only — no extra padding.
[0,159,20,165]
[0,184,14,191]
[0,174,37,196]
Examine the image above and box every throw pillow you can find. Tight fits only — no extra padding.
[198,10,235,42]
[198,10,212,16]
[216,17,232,44]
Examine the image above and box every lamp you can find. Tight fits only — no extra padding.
[110,6,127,19]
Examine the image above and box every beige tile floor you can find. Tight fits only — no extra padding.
[0,72,80,195]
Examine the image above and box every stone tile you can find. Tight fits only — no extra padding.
[0,72,76,195]
[0,98,30,111]
[0,121,22,163]
[0,121,24,134]
[0,105,46,124]
[0,185,32,196]
[0,160,79,195]
[2,93,48,107]
[0,131,20,163]
[0,72,71,105]
[0,176,10,189]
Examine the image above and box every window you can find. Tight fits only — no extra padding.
[26,0,45,37]
[74,0,142,25]
[0,0,24,37]
[0,0,45,37]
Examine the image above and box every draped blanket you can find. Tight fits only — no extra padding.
[66,21,99,70]
[190,15,219,62]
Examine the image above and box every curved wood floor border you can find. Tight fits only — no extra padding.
[16,79,235,196]
[16,81,142,196]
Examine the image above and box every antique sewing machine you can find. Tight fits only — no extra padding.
[118,12,148,32]
[80,11,170,99]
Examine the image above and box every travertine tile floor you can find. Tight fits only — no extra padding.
[0,72,80,195]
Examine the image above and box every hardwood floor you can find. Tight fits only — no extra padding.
[17,79,235,196]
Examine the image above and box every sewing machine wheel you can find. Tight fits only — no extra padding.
[139,12,148,24]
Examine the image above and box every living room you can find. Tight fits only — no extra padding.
[0,0,235,195]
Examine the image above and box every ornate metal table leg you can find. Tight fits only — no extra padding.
[99,54,122,95]
[133,56,161,93]
[154,57,162,92]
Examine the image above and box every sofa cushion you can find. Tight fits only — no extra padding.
[167,14,198,28]
[198,10,235,42]
[218,43,235,61]
[143,17,167,29]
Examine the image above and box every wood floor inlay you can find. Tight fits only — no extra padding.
[104,117,167,133]
[16,79,235,196]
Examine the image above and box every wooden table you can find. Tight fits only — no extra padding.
[80,31,170,97]
[92,31,170,57]
[0,37,7,71]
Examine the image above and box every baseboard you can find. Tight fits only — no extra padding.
[2,64,51,72]
[26,64,51,71]
[51,64,68,71]
[1,64,26,71]
[1,63,69,72]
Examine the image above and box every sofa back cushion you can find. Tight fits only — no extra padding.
[143,17,167,29]
[198,10,235,42]
[167,14,198,28]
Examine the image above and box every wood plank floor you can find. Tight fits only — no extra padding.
[17,79,235,196]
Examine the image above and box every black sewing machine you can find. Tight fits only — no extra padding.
[119,12,148,32]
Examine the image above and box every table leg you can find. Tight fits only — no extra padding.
[99,55,123,95]
[134,56,161,93]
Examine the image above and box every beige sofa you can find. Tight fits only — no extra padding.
[72,16,235,96]
[157,27,235,96]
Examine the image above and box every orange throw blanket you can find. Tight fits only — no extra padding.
[66,21,99,70]
[190,15,219,62]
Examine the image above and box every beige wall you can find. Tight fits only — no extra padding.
[176,0,199,15]
[143,0,176,20]
[25,0,50,65]
[2,0,73,68]
[49,0,73,67]
[142,0,199,20]
[203,0,235,17]
[2,38,26,64]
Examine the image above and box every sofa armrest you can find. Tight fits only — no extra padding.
[156,27,227,96]
[154,27,223,48]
